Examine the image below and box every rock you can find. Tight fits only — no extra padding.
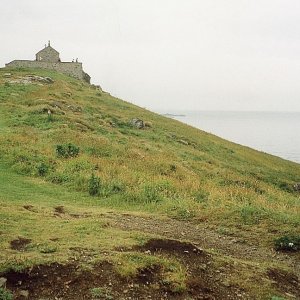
[108,121,116,127]
[91,84,102,91]
[293,183,300,192]
[45,77,54,84]
[4,73,12,78]
[222,280,231,287]
[0,277,7,288]
[7,75,54,85]
[19,290,29,298]
[130,118,144,129]
[178,139,189,145]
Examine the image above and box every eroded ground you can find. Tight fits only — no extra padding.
[1,206,299,300]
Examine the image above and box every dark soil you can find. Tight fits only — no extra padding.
[267,268,300,298]
[138,238,206,256]
[3,260,235,300]
[136,239,242,299]
[4,212,300,299]
[54,205,65,214]
[10,237,31,251]
[3,239,246,299]
[23,205,36,212]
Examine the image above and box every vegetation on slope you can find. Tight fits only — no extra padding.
[0,68,299,299]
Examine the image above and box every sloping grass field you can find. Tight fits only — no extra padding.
[0,68,299,299]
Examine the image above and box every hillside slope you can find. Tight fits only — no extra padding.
[0,68,299,299]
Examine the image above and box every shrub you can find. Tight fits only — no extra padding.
[278,182,294,193]
[274,235,300,252]
[88,174,101,196]
[37,162,48,176]
[56,143,79,158]
[0,288,13,300]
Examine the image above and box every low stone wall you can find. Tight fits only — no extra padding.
[5,60,90,83]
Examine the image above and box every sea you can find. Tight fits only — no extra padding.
[160,111,300,164]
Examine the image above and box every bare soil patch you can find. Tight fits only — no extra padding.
[3,258,247,300]
[136,238,242,299]
[138,238,205,256]
[267,268,300,298]
[110,213,300,275]
[23,205,37,212]
[54,205,65,214]
[10,237,31,251]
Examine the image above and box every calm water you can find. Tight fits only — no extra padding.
[163,111,300,164]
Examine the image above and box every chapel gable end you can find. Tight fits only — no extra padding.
[36,41,60,63]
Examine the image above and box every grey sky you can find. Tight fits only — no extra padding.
[1,0,300,111]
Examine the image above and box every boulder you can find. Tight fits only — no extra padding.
[130,118,144,129]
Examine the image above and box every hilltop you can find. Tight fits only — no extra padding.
[0,68,299,299]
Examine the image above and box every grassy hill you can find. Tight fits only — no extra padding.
[0,68,299,299]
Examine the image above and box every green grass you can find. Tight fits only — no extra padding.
[0,67,299,233]
[0,68,299,299]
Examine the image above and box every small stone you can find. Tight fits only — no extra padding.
[45,77,54,83]
[222,280,231,287]
[293,183,300,192]
[19,290,29,298]
[0,277,7,288]
[285,292,296,298]
[4,73,11,78]
[178,139,189,145]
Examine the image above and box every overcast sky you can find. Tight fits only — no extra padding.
[1,0,300,111]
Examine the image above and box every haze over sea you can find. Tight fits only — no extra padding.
[160,111,300,164]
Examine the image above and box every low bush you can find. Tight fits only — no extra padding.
[56,143,79,158]
[37,162,49,176]
[88,174,101,196]
[0,288,13,300]
[274,235,300,252]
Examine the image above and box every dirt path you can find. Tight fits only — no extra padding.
[109,212,300,276]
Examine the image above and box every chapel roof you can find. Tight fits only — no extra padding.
[36,41,59,55]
